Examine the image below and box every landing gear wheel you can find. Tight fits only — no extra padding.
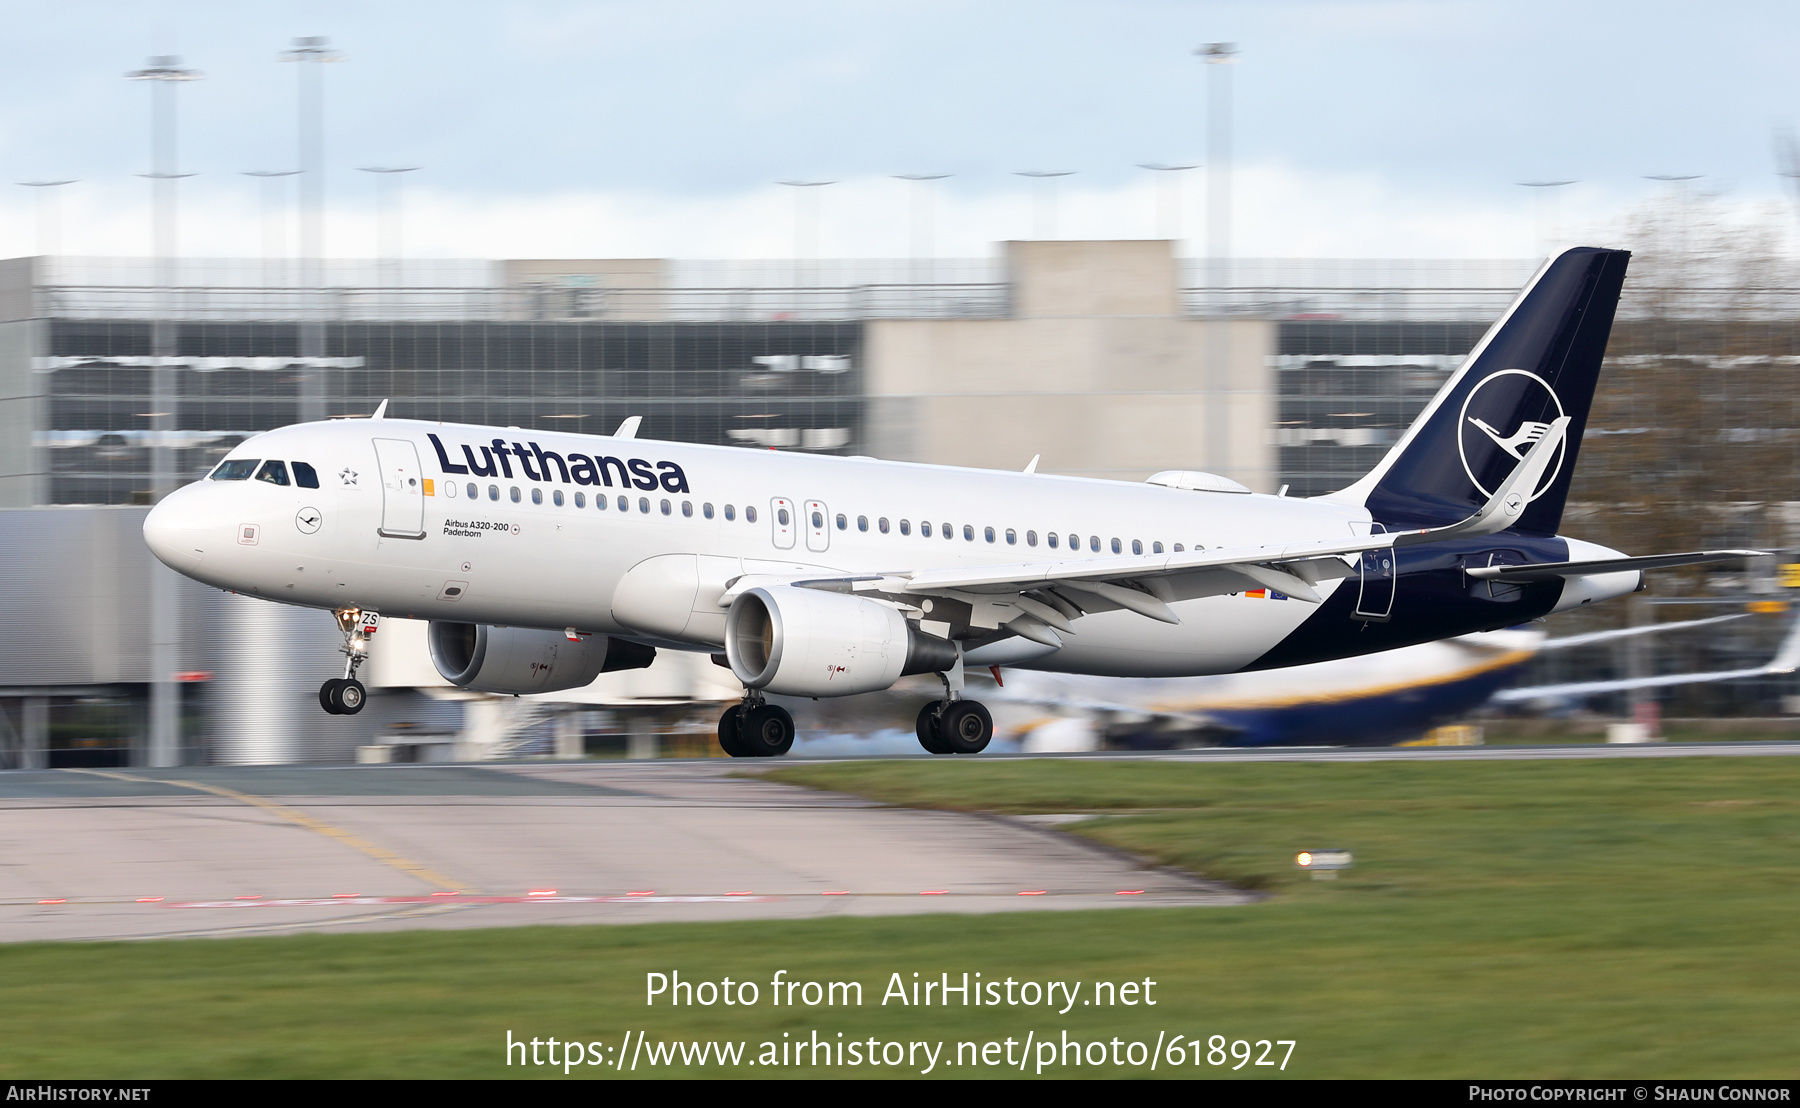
[319,679,345,715]
[335,678,367,715]
[739,704,795,757]
[940,700,993,755]
[916,701,952,754]
[717,705,749,757]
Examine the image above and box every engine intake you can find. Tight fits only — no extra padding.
[427,622,656,695]
[724,585,957,697]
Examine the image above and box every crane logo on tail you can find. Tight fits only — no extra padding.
[1457,368,1567,502]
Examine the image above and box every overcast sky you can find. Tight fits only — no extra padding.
[1,0,1796,259]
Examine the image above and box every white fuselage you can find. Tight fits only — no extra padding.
[144,418,1379,678]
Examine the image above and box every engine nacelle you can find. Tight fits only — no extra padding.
[427,622,656,695]
[724,585,957,697]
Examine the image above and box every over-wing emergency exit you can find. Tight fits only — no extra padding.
[142,247,1762,756]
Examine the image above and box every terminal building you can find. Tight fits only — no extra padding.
[0,242,1792,765]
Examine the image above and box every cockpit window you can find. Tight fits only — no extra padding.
[256,460,291,486]
[211,459,260,481]
[292,461,320,488]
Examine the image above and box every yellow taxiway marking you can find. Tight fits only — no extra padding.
[68,769,472,893]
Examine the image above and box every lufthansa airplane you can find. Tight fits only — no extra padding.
[142,247,1759,757]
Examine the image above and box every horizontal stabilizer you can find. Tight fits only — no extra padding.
[1468,549,1765,582]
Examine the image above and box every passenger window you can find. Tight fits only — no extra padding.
[466,483,477,499]
[984,527,995,543]
[746,506,758,523]
[1026,530,1037,547]
[900,519,911,535]
[878,517,889,534]
[617,495,628,511]
[703,503,714,519]
[682,501,693,518]
[210,459,259,481]
[1047,532,1058,549]
[1152,541,1162,554]
[255,460,290,486]
[661,499,671,515]
[963,525,975,542]
[1131,539,1142,555]
[1069,534,1079,550]
[724,504,735,521]
[1109,537,1120,554]
[575,491,586,508]
[1090,536,1101,553]
[510,487,522,503]
[921,521,932,538]
[596,493,607,510]
[531,488,543,505]
[1005,529,1016,545]
[640,498,651,513]
[943,522,954,540]
[1173,543,1184,552]
[837,513,848,531]
[554,490,565,507]
[810,510,822,528]
[488,485,500,501]
[779,508,791,526]
[292,461,320,488]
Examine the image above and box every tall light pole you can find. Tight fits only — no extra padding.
[1645,174,1702,262]
[242,170,299,299]
[1518,180,1575,258]
[282,36,341,421]
[1138,163,1198,242]
[18,180,75,258]
[1198,41,1238,479]
[892,173,950,291]
[127,53,200,771]
[358,166,420,311]
[778,180,833,310]
[1013,171,1074,240]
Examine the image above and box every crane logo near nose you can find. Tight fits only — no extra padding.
[296,508,322,534]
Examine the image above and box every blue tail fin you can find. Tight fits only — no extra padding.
[1340,247,1630,535]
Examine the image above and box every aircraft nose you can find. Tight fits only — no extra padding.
[143,488,208,576]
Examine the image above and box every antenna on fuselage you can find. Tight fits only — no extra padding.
[370,399,388,419]
[1023,454,1040,474]
[614,416,642,439]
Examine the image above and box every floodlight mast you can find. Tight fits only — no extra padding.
[892,173,951,289]
[1138,163,1198,241]
[358,166,421,307]
[281,36,342,422]
[126,54,200,771]
[778,180,834,311]
[242,170,300,295]
[1013,171,1074,240]
[1197,40,1237,479]
[17,181,75,258]
[1518,180,1576,258]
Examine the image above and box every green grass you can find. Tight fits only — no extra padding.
[2,757,1797,1078]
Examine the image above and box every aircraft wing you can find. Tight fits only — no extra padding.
[1492,610,1800,702]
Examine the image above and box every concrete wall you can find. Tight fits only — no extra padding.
[0,257,43,507]
[863,241,1276,490]
[501,258,667,320]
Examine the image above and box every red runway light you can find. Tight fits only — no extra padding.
[527,889,557,897]
[332,893,360,899]
[37,898,65,904]
[821,891,848,896]
[234,895,262,900]
[625,891,655,897]
[725,890,752,896]
[1116,890,1145,895]
[431,890,460,896]
[921,890,948,895]
[136,897,164,903]
[1019,890,1047,896]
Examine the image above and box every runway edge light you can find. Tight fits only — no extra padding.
[1297,850,1353,879]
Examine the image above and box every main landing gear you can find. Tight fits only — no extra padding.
[319,607,376,716]
[717,693,794,758]
[915,652,993,755]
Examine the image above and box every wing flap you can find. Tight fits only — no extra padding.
[1467,549,1764,582]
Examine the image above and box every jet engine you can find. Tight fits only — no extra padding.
[427,622,656,695]
[724,585,957,697]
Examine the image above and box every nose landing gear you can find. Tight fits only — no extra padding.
[716,693,794,757]
[319,607,376,716]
